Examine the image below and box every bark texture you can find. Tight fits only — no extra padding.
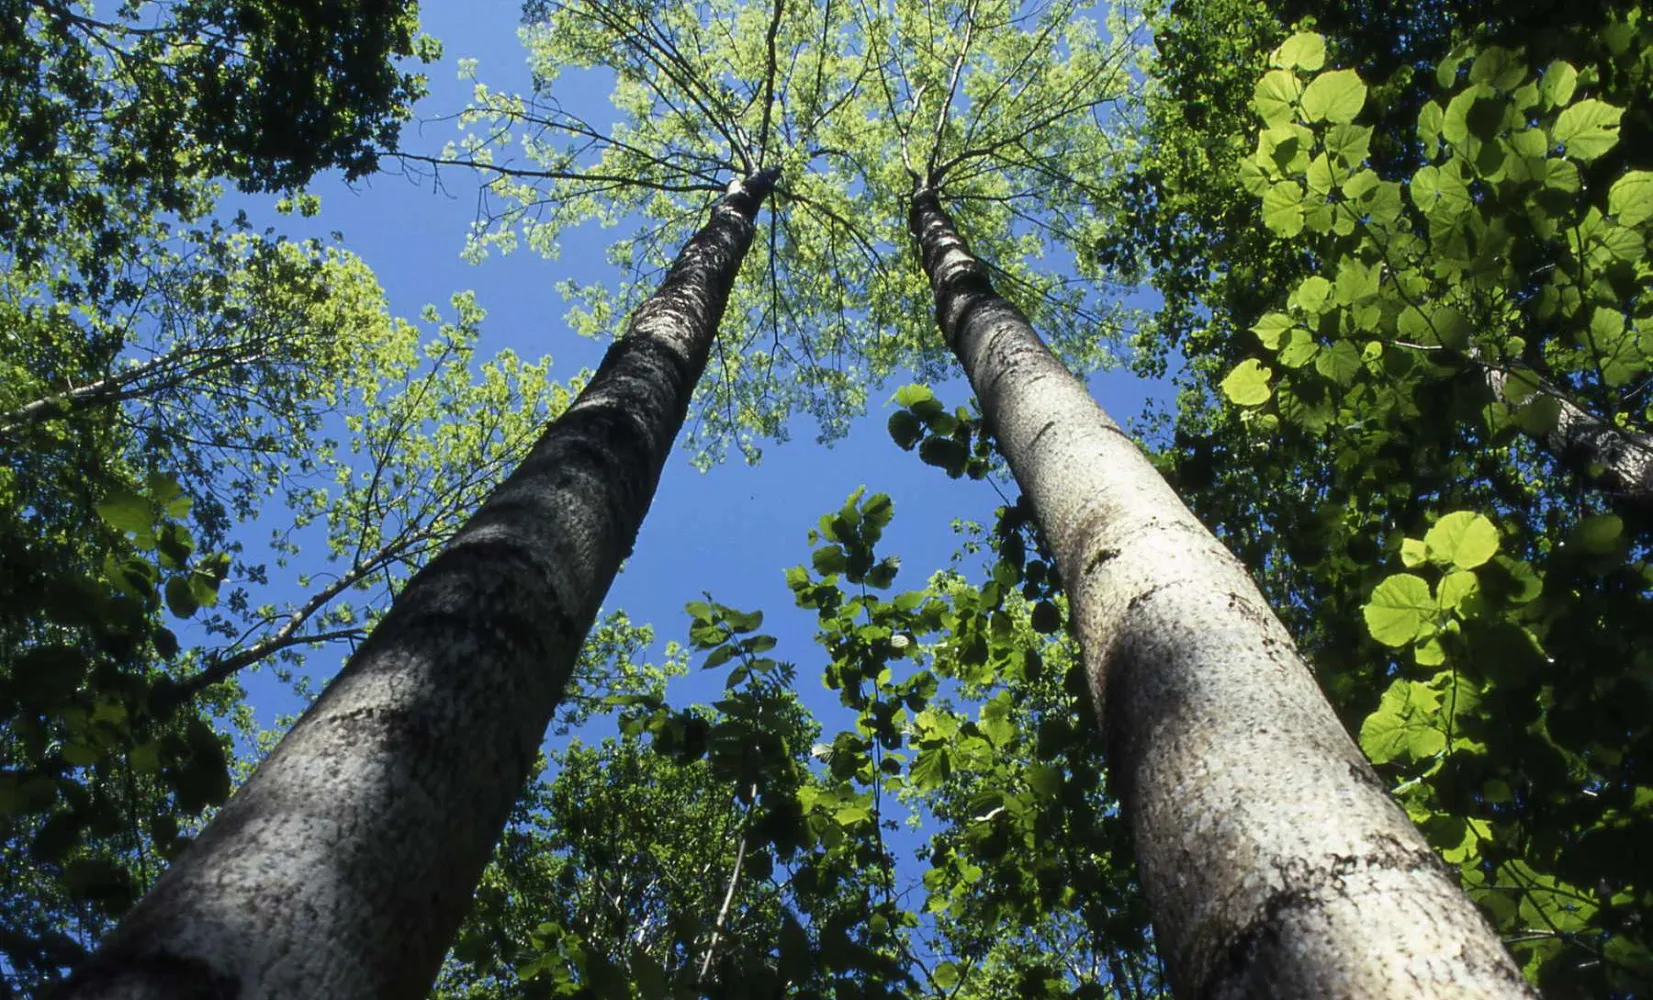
[64,170,778,1000]
[909,189,1532,999]
[1484,365,1653,519]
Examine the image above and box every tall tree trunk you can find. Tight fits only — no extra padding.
[909,189,1531,999]
[64,169,779,1000]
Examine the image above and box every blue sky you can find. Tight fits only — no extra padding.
[226,0,1171,764]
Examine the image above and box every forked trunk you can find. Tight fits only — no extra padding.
[909,189,1531,999]
[65,170,778,1000]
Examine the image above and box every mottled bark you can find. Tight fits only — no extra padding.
[64,170,778,1000]
[909,190,1531,999]
[1484,365,1653,519]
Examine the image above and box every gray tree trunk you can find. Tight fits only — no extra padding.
[909,189,1532,999]
[63,169,779,1000]
[1483,365,1653,518]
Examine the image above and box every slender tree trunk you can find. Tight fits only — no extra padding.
[64,169,779,1000]
[909,189,1531,999]
[1482,365,1653,518]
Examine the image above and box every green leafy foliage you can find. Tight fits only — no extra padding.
[1122,6,1653,989]
[453,0,1138,464]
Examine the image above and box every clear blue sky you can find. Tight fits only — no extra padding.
[226,1,1170,756]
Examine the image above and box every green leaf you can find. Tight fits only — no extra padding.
[95,490,152,535]
[1314,341,1362,387]
[812,545,848,575]
[887,410,923,450]
[1220,360,1273,406]
[1290,275,1333,313]
[1251,312,1293,350]
[1027,763,1063,799]
[1261,181,1304,237]
[1363,574,1435,646]
[911,746,952,791]
[1253,69,1303,127]
[1414,637,1446,667]
[1539,60,1578,108]
[1573,513,1623,554]
[1272,32,1325,71]
[1401,538,1429,568]
[1437,571,1479,612]
[918,437,968,477]
[1030,600,1062,634]
[1553,99,1623,161]
[165,577,200,618]
[1300,69,1366,124]
[1608,170,1653,227]
[1325,123,1372,166]
[934,961,962,991]
[1359,679,1445,764]
[892,384,936,409]
[1278,329,1319,368]
[1425,512,1499,570]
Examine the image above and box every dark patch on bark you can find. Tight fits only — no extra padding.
[66,950,239,1000]
[1084,546,1120,574]
[1126,584,1166,612]
[1200,839,1444,999]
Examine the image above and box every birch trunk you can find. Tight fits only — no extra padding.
[909,189,1531,999]
[63,169,778,1000]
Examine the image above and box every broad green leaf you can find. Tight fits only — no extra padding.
[1467,46,1524,90]
[1364,574,1435,646]
[1359,679,1444,763]
[1262,181,1305,236]
[1278,329,1319,368]
[1425,512,1499,570]
[918,437,968,477]
[1539,60,1578,108]
[812,545,848,575]
[887,410,923,450]
[95,490,152,535]
[1300,69,1366,124]
[1574,513,1623,554]
[1027,763,1063,799]
[1030,600,1062,634]
[1251,312,1293,350]
[164,577,199,618]
[1290,275,1333,313]
[1553,99,1623,161]
[1414,637,1446,666]
[1325,123,1372,166]
[1437,571,1479,612]
[1220,359,1273,406]
[1401,538,1429,568]
[1253,69,1303,127]
[1314,341,1362,386]
[934,961,962,991]
[1271,32,1325,71]
[910,747,952,790]
[1608,170,1653,227]
[892,384,936,409]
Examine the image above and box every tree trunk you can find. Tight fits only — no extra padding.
[1483,365,1653,519]
[909,189,1531,999]
[63,169,778,1000]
